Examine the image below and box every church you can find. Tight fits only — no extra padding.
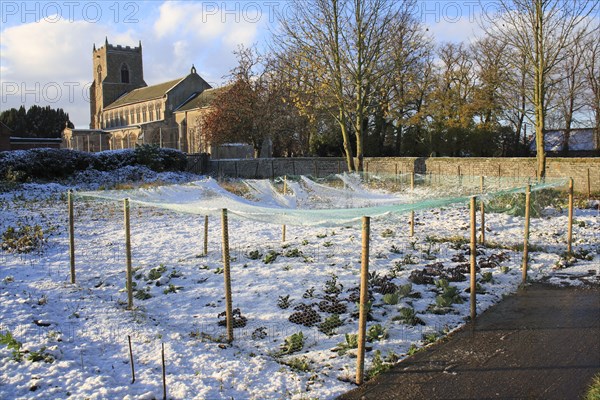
[63,39,230,155]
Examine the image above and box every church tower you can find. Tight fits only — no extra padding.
[89,38,147,129]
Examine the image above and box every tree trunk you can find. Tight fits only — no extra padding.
[340,109,355,171]
[534,0,547,179]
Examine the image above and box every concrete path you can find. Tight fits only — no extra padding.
[339,283,600,400]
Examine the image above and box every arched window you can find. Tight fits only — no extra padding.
[121,64,130,83]
[96,65,102,86]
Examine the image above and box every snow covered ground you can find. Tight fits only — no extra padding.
[1,168,598,400]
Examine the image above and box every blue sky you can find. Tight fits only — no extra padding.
[1,1,493,128]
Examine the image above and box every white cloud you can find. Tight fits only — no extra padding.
[0,2,274,127]
[0,18,135,127]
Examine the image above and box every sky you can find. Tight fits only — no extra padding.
[0,1,492,128]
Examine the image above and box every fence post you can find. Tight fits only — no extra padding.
[282,176,287,242]
[356,216,370,385]
[221,209,234,343]
[161,342,167,400]
[124,198,133,310]
[522,185,531,284]
[203,215,209,256]
[470,196,477,320]
[410,172,415,237]
[480,176,485,245]
[567,178,574,254]
[68,190,76,284]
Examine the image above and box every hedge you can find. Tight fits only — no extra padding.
[0,145,188,182]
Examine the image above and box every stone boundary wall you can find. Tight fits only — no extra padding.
[201,157,599,195]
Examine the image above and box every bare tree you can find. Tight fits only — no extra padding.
[274,0,402,171]
[552,31,588,154]
[482,0,597,177]
[582,28,600,151]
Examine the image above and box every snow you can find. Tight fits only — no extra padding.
[0,170,598,399]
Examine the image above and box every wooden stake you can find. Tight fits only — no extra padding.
[68,190,76,284]
[282,177,287,242]
[480,176,485,245]
[161,342,167,400]
[128,335,135,384]
[221,209,234,343]
[522,185,531,284]
[469,196,477,320]
[124,198,133,310]
[567,178,574,255]
[356,216,370,385]
[410,172,415,237]
[203,215,209,256]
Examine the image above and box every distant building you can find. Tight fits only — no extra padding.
[1,122,61,151]
[530,128,599,156]
[64,38,212,153]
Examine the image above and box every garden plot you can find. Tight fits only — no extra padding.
[0,174,599,400]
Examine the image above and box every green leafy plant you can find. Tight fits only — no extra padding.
[397,283,413,298]
[284,248,302,258]
[280,332,304,355]
[281,357,311,372]
[302,287,315,299]
[163,284,182,294]
[480,271,494,283]
[0,330,22,361]
[390,245,402,254]
[134,288,152,300]
[407,343,420,356]
[278,295,292,309]
[422,332,439,344]
[383,292,399,305]
[147,265,167,281]
[1,224,46,253]
[263,250,279,264]
[381,228,395,238]
[434,279,464,308]
[318,314,343,336]
[366,324,388,342]
[247,249,262,260]
[366,350,394,380]
[584,373,600,400]
[336,333,359,355]
[26,347,54,363]
[393,307,424,326]
[324,274,343,295]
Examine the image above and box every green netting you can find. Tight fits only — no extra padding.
[75,173,569,227]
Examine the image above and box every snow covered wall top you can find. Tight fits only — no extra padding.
[76,174,568,227]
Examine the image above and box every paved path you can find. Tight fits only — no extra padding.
[339,283,600,400]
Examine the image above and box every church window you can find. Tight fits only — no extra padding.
[121,64,130,83]
[149,108,154,121]
[96,65,102,86]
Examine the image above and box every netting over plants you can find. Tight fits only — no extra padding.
[76,173,568,227]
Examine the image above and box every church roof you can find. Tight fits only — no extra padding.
[176,86,229,112]
[104,77,185,110]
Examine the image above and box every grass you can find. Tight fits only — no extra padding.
[584,373,600,400]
